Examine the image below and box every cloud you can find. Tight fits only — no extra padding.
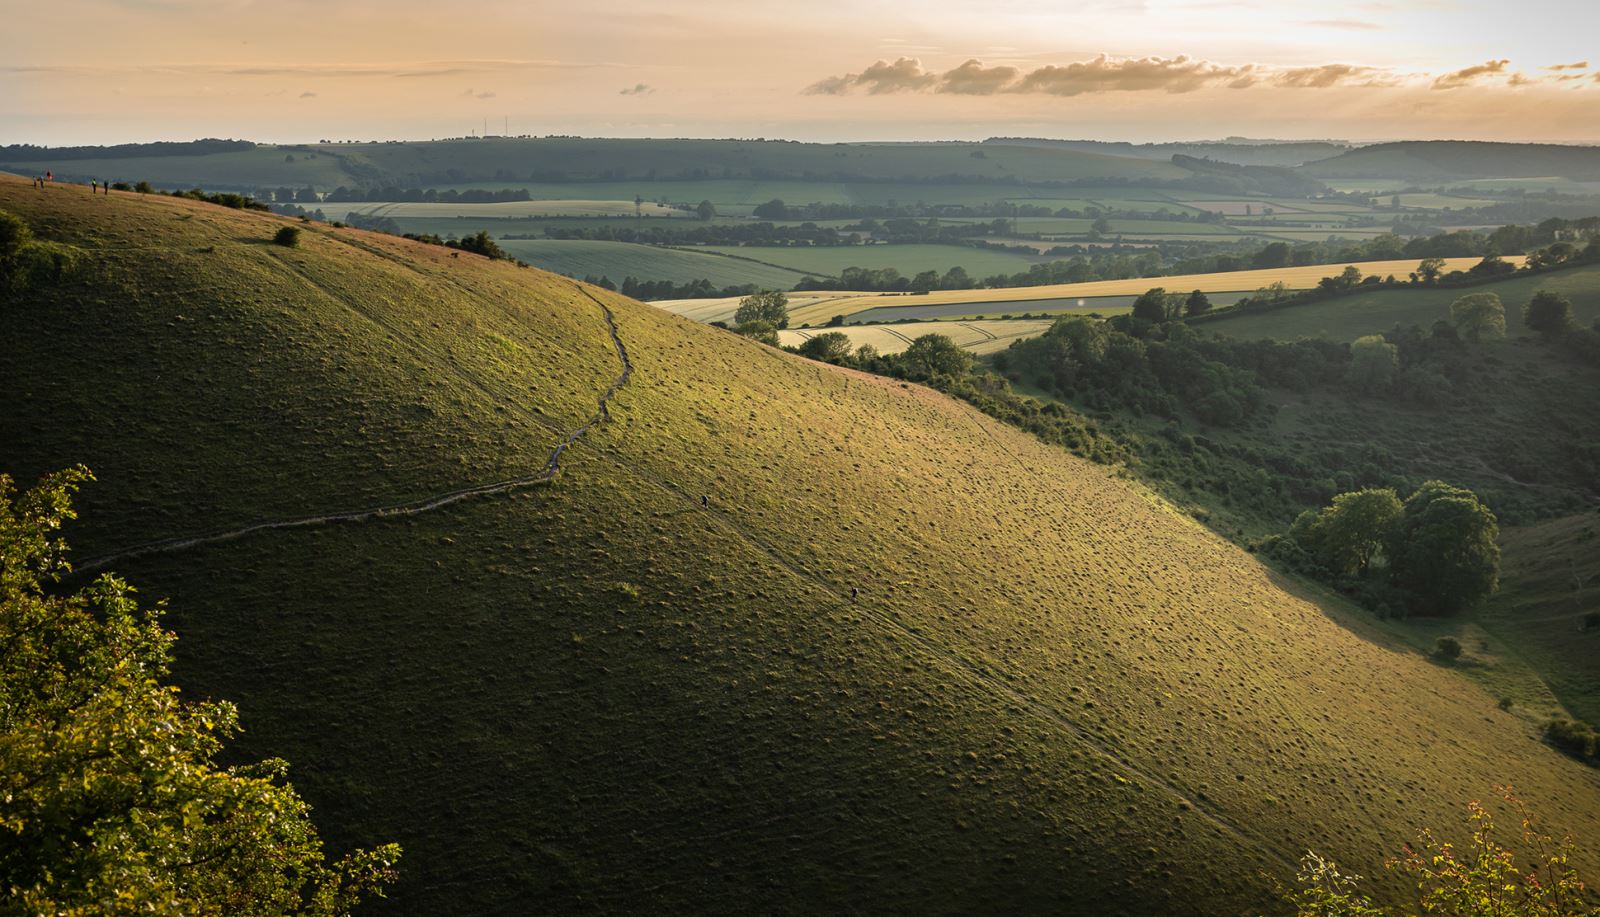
[1547,61,1589,71]
[299,90,316,98]
[619,82,653,95]
[462,88,496,99]
[939,59,1021,95]
[1431,59,1510,90]
[1302,19,1382,30]
[808,54,1400,97]
[1012,55,1253,95]
[1271,64,1397,89]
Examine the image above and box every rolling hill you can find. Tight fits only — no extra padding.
[1303,141,1600,183]
[4,176,1600,915]
[2,137,1191,192]
[1200,262,1600,342]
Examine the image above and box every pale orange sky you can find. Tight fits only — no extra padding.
[2,0,1598,145]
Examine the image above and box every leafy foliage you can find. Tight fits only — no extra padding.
[1392,481,1501,615]
[1289,787,1600,917]
[0,468,400,915]
[734,289,789,333]
[1451,292,1507,343]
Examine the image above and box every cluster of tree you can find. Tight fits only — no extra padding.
[343,211,403,234]
[1269,481,1499,616]
[0,208,80,295]
[399,230,512,261]
[271,202,330,222]
[322,187,533,203]
[0,139,254,162]
[164,188,270,212]
[1169,154,1324,197]
[584,275,761,301]
[997,313,1353,427]
[0,469,400,914]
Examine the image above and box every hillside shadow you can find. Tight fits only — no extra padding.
[1257,562,1422,656]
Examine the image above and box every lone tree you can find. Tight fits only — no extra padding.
[1523,290,1575,338]
[695,199,717,221]
[1347,335,1398,394]
[1183,289,1212,317]
[734,290,789,330]
[901,333,973,378]
[1415,257,1447,284]
[1449,292,1506,343]
[1131,287,1170,324]
[797,331,854,364]
[1390,480,1500,615]
[0,468,401,913]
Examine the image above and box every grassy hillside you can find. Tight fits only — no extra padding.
[1202,263,1600,342]
[5,177,1600,915]
[1483,514,1600,724]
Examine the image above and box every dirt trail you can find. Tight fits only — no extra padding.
[77,285,630,573]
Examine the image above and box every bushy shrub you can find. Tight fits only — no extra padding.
[1433,635,1462,660]
[273,225,302,247]
[1544,718,1597,760]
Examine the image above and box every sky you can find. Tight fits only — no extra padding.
[2,0,1599,146]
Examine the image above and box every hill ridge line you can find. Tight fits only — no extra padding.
[75,284,631,573]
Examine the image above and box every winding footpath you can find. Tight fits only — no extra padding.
[77,286,631,573]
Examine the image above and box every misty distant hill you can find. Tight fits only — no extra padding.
[1302,140,1600,182]
[984,137,1354,167]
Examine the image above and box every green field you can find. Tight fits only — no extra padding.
[696,242,1047,277]
[8,177,1600,913]
[497,239,807,287]
[1203,264,1600,341]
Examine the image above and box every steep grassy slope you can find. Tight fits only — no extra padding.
[1202,264,1600,341]
[4,177,1600,915]
[1483,514,1600,724]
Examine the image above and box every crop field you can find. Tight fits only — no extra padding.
[496,240,807,287]
[6,177,1600,915]
[775,256,1502,326]
[1201,262,1598,342]
[778,319,1055,355]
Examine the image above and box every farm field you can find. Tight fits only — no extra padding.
[1201,262,1600,342]
[777,256,1503,326]
[8,177,1600,914]
[696,242,1048,277]
[778,319,1055,355]
[337,199,686,218]
[496,239,807,287]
